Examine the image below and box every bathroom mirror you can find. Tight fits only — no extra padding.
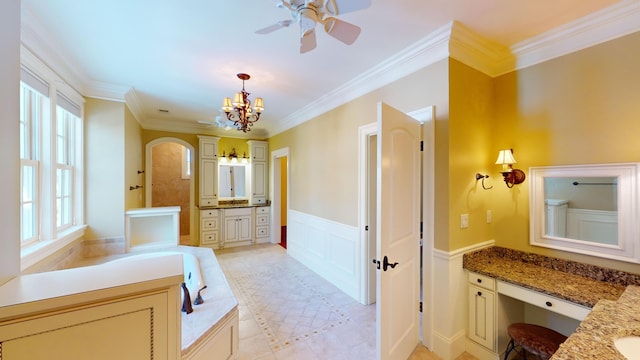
[530,163,640,263]
[218,163,248,199]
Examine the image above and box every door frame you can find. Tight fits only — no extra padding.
[357,106,435,350]
[358,122,378,305]
[270,147,290,245]
[144,137,196,245]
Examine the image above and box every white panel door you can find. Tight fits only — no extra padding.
[376,102,421,360]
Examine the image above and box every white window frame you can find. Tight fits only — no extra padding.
[182,146,191,180]
[20,46,86,271]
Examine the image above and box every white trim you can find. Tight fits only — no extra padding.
[509,0,640,75]
[419,106,436,350]
[287,210,361,302]
[357,122,377,305]
[267,23,452,136]
[270,147,290,246]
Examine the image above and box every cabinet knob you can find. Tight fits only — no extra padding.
[477,291,482,296]
[476,278,482,283]
[545,301,552,307]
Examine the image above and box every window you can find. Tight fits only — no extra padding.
[182,146,191,179]
[19,62,84,258]
[19,69,48,246]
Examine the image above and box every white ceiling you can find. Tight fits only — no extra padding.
[20,0,631,138]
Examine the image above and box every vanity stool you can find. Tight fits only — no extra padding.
[504,323,567,360]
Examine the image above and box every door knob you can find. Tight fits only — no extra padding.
[382,256,398,271]
[373,256,399,271]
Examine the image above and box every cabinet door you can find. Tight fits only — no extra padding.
[223,217,239,242]
[238,215,252,241]
[251,161,267,204]
[200,139,218,159]
[199,158,217,206]
[468,284,495,351]
[248,141,268,162]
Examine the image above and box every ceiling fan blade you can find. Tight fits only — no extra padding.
[300,28,317,53]
[197,120,213,125]
[255,19,292,34]
[324,0,371,16]
[323,17,361,45]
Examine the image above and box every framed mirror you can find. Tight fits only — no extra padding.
[530,163,640,263]
[218,163,248,199]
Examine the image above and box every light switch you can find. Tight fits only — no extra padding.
[460,214,469,229]
[486,210,492,224]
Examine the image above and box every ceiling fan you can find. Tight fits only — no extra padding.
[255,0,372,53]
[197,115,235,130]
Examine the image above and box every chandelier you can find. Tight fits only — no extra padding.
[221,73,264,133]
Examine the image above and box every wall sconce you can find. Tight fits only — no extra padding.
[495,149,526,188]
[219,148,248,164]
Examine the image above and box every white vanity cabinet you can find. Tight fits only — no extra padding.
[222,207,253,247]
[468,272,496,351]
[247,140,268,205]
[198,136,220,207]
[254,206,270,243]
[199,209,220,249]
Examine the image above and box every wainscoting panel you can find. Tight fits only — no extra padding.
[287,210,361,302]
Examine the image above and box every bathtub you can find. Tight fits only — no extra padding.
[108,251,205,304]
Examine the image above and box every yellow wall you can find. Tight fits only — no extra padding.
[124,104,143,210]
[447,59,495,251]
[490,31,640,273]
[269,59,450,228]
[85,98,126,241]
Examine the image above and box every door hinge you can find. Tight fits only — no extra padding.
[419,301,423,313]
[420,141,424,152]
[365,225,369,231]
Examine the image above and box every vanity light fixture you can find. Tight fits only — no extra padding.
[219,148,249,164]
[496,149,526,188]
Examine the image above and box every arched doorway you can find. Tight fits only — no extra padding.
[145,138,195,246]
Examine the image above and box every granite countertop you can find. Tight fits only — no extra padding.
[464,246,640,359]
[199,203,270,209]
[463,247,629,307]
[552,285,640,359]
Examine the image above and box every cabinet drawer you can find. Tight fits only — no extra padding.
[200,231,219,245]
[497,281,591,321]
[256,206,269,214]
[201,199,216,207]
[468,272,496,291]
[256,214,269,226]
[223,207,251,217]
[256,226,269,237]
[201,218,218,230]
[201,209,219,218]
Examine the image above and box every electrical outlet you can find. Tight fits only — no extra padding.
[486,210,492,224]
[460,214,469,229]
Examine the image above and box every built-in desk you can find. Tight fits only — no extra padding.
[463,246,640,360]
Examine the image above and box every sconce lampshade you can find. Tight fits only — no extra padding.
[495,149,517,165]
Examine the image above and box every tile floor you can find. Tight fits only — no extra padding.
[215,244,477,360]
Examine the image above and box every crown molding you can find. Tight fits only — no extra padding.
[266,21,453,136]
[84,80,129,102]
[509,0,640,74]
[124,87,144,124]
[20,4,86,97]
